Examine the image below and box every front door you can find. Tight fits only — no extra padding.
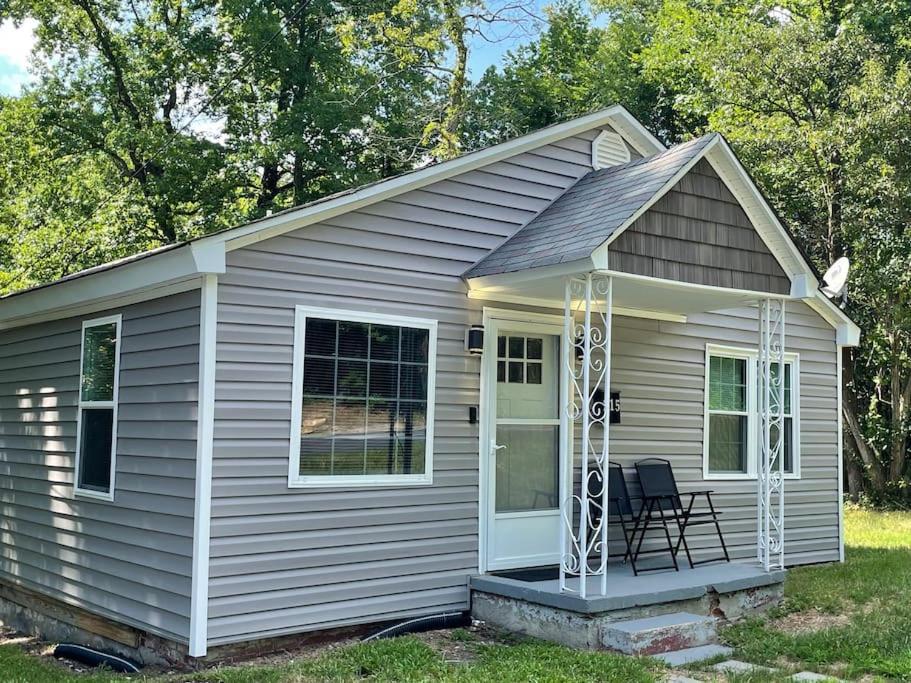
[484,317,563,570]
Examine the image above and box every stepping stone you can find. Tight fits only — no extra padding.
[602,612,717,654]
[654,644,733,666]
[662,676,704,683]
[791,673,840,681]
[712,659,777,674]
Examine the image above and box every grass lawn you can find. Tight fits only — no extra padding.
[718,507,911,681]
[1,507,909,682]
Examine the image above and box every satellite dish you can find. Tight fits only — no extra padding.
[821,257,850,298]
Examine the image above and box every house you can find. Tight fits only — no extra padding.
[0,106,859,664]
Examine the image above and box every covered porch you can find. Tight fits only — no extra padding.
[471,267,794,597]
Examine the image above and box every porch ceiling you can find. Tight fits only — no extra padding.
[468,268,774,320]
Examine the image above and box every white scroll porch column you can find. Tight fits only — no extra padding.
[560,273,613,597]
[757,297,786,571]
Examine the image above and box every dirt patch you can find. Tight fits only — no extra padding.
[414,620,519,665]
[770,609,850,636]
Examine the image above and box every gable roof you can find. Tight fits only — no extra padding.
[465,134,716,279]
[0,106,857,345]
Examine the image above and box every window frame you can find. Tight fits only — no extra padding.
[703,344,801,481]
[73,314,122,501]
[288,305,437,488]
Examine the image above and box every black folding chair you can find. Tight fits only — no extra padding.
[588,463,679,575]
[634,458,730,568]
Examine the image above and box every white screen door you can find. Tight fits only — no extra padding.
[485,318,563,570]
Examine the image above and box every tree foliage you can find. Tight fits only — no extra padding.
[459,0,911,500]
[4,0,911,498]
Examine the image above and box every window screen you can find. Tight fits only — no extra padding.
[298,317,431,477]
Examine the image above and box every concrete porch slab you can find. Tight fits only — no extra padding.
[469,561,785,652]
[470,561,785,613]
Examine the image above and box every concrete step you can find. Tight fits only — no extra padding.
[654,644,734,666]
[602,612,718,655]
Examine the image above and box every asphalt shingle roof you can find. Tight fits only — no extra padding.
[464,133,717,279]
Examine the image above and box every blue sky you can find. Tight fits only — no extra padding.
[0,12,548,96]
[0,19,37,96]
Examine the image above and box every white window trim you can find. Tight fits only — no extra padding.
[73,314,122,501]
[703,343,801,481]
[288,305,437,488]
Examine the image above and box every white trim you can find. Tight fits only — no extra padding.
[0,280,203,332]
[189,275,217,658]
[288,305,437,488]
[73,314,122,502]
[703,343,801,481]
[478,309,566,573]
[597,268,795,300]
[0,244,224,330]
[465,292,687,323]
[807,294,860,347]
[837,345,845,562]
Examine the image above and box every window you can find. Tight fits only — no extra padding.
[704,345,800,479]
[289,306,437,486]
[496,335,543,384]
[707,355,750,474]
[74,315,122,499]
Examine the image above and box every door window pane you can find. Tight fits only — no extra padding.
[496,333,558,419]
[495,425,559,512]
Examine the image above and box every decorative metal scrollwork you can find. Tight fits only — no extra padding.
[757,298,786,571]
[560,273,613,597]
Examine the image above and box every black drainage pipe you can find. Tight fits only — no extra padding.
[53,644,141,673]
[361,611,470,642]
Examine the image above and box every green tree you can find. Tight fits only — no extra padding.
[463,1,684,149]
[0,0,448,289]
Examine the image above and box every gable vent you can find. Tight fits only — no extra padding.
[592,130,631,170]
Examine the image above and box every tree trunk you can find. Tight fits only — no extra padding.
[888,341,909,481]
[843,347,886,489]
[844,440,864,501]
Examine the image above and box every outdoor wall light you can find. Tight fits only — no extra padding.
[467,325,485,355]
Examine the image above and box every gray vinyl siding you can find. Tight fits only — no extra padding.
[207,130,603,646]
[608,159,791,294]
[0,290,200,641]
[606,301,840,565]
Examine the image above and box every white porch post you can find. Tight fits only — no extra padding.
[757,297,786,571]
[560,273,613,597]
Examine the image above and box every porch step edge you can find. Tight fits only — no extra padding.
[602,612,718,655]
[605,612,714,634]
[654,644,733,666]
